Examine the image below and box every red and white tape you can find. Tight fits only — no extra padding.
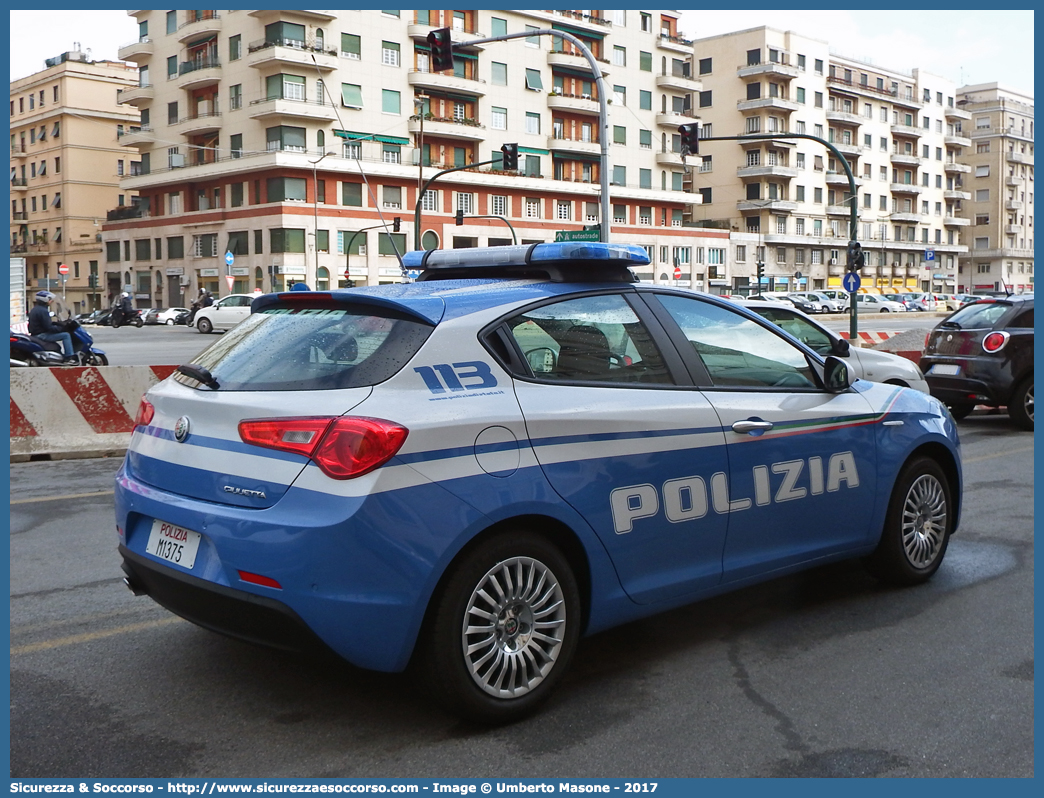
[11,365,177,460]
[838,330,900,342]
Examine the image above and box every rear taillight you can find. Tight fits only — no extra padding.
[982,331,1010,353]
[238,416,408,480]
[925,331,932,350]
[134,397,155,427]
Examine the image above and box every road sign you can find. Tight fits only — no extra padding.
[57,263,69,275]
[925,249,935,261]
[225,251,235,267]
[225,275,235,293]
[794,271,802,280]
[405,269,422,281]
[842,272,862,293]
[673,266,682,279]
[554,230,600,243]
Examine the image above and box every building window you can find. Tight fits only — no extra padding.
[267,177,307,202]
[382,185,401,209]
[382,41,400,67]
[491,106,507,130]
[341,33,360,59]
[613,125,626,145]
[457,193,475,214]
[270,229,306,254]
[266,125,306,152]
[525,25,540,46]
[229,34,240,61]
[524,155,541,177]
[613,46,626,67]
[614,85,626,106]
[491,62,507,86]
[382,144,401,164]
[557,200,571,221]
[612,165,626,186]
[381,89,400,114]
[699,90,712,108]
[490,195,507,217]
[525,68,543,91]
[526,112,541,135]
[342,183,362,206]
[192,233,218,258]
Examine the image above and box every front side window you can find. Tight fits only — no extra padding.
[655,295,817,389]
[503,294,671,385]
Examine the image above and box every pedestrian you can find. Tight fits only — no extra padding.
[28,291,77,361]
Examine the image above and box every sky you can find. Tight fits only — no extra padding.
[7,8,1034,95]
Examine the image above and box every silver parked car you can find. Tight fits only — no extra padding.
[791,291,844,313]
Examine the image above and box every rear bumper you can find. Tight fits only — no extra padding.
[920,356,1015,407]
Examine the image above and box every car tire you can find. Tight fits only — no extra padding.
[947,403,975,421]
[86,353,108,366]
[865,456,952,586]
[165,319,175,326]
[196,317,213,334]
[881,308,891,313]
[1009,376,1033,431]
[418,530,581,724]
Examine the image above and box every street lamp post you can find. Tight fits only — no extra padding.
[309,151,334,284]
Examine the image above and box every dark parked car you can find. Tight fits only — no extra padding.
[921,295,1033,429]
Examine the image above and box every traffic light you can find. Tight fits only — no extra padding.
[678,122,700,156]
[846,240,865,271]
[455,209,464,225]
[88,274,97,289]
[500,142,519,171]
[756,261,765,284]
[392,216,401,232]
[427,28,454,72]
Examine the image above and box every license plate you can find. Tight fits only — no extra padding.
[929,364,961,376]
[145,519,202,569]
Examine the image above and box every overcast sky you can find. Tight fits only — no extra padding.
[8,8,1034,95]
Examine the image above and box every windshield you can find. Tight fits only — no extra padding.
[943,301,1013,329]
[175,305,434,391]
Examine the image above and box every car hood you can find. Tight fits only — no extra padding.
[849,347,926,388]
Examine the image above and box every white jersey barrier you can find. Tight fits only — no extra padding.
[10,365,177,461]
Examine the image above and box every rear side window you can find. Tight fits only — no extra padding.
[946,301,1012,329]
[1011,307,1033,328]
[177,306,434,391]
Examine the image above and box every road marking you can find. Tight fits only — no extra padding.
[10,489,115,505]
[11,617,183,656]
[963,446,1034,464]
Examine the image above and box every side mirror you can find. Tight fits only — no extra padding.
[823,356,851,393]
[831,337,851,356]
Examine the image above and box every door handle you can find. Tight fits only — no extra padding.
[732,419,773,435]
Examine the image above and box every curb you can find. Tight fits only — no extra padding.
[10,365,177,462]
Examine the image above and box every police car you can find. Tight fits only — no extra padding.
[115,243,962,723]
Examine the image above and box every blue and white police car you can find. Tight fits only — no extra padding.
[115,243,961,723]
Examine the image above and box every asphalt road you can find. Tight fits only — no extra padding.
[9,414,1033,778]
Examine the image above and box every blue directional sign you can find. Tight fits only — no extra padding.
[842,272,861,293]
[405,269,422,281]
[925,249,935,262]
[225,251,235,267]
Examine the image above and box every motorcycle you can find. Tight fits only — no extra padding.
[10,319,108,367]
[111,306,144,328]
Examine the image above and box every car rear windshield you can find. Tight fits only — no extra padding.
[944,300,1013,329]
[175,305,434,391]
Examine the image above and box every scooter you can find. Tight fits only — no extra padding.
[111,306,144,328]
[10,319,108,367]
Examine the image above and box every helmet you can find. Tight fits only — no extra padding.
[35,290,55,303]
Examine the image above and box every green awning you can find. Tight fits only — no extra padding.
[331,130,410,146]
[376,134,410,145]
[550,65,599,81]
[553,151,600,163]
[518,146,549,155]
[552,22,605,41]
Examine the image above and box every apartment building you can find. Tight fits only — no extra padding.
[9,49,140,314]
[957,82,1034,294]
[688,26,969,295]
[102,9,733,305]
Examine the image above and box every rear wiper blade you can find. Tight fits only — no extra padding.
[938,320,961,329]
[177,363,220,389]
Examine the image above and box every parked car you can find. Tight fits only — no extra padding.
[819,289,851,312]
[173,309,192,326]
[882,293,920,311]
[786,292,828,313]
[921,294,1034,429]
[192,294,255,334]
[934,294,964,312]
[750,292,818,314]
[856,293,907,313]
[733,299,930,393]
[901,292,938,312]
[153,307,190,326]
[790,291,845,313]
[115,242,962,724]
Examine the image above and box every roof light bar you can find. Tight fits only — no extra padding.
[402,242,651,272]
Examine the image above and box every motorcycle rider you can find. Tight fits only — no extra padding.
[111,292,134,327]
[28,291,77,362]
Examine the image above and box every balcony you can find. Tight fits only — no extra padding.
[890,212,923,223]
[945,216,971,227]
[406,22,486,49]
[246,38,338,71]
[890,123,923,138]
[118,37,153,61]
[830,141,862,157]
[736,60,798,79]
[890,182,923,194]
[1005,199,1024,211]
[655,110,698,128]
[176,111,223,136]
[827,204,856,217]
[1006,151,1034,166]
[826,171,862,187]
[119,84,154,106]
[118,125,155,147]
[547,50,610,77]
[945,106,972,122]
[944,134,972,148]
[736,96,798,112]
[248,97,339,123]
[736,163,798,179]
[10,178,28,192]
[106,205,149,222]
[408,115,486,142]
[407,69,486,97]
[543,92,604,119]
[656,149,686,167]
[657,32,693,54]
[1005,175,1022,186]
[547,135,601,157]
[1004,223,1023,234]
[177,13,221,43]
[945,189,972,201]
[889,151,922,166]
[656,71,701,93]
[10,146,27,160]
[247,10,337,23]
[825,109,863,126]
[737,199,797,213]
[178,59,221,90]
[944,161,972,174]
[12,211,28,220]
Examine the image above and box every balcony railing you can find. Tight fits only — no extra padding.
[11,177,27,187]
[106,205,149,222]
[247,36,336,57]
[12,211,28,220]
[179,58,221,76]
[179,12,219,29]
